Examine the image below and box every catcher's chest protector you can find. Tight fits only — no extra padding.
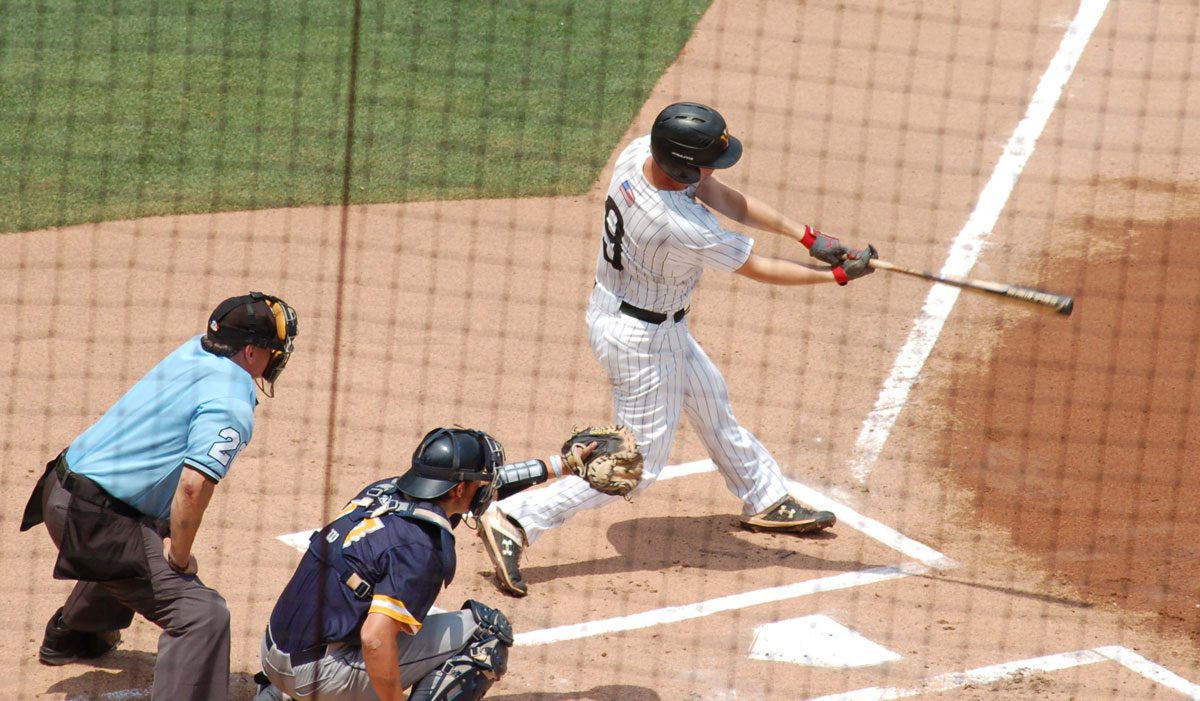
[308,485,457,599]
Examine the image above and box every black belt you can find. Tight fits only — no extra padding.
[266,625,327,668]
[55,458,149,522]
[619,301,687,325]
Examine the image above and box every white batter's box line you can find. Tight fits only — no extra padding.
[515,562,929,646]
[73,640,1199,701]
[660,459,956,570]
[805,646,1200,700]
[72,690,149,700]
[270,466,725,551]
[277,463,953,645]
[275,530,927,647]
[282,460,954,569]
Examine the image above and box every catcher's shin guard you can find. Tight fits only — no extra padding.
[409,601,512,701]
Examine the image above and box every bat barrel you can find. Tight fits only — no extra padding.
[1002,286,1074,315]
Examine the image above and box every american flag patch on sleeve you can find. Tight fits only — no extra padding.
[620,180,636,206]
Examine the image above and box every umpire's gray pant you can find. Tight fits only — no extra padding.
[259,609,478,700]
[42,470,231,701]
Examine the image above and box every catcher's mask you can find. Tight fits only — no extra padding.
[649,101,743,185]
[205,291,298,396]
[398,427,504,521]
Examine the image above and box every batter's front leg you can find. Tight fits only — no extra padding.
[681,333,790,515]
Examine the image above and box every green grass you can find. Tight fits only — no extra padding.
[0,0,712,232]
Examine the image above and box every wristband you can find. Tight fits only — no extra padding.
[547,453,565,478]
[832,266,849,286]
[799,225,817,249]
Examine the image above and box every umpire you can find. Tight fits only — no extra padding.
[19,291,298,701]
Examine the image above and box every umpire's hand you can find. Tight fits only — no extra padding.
[163,536,199,575]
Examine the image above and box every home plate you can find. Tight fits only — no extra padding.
[749,615,901,668]
[278,529,317,552]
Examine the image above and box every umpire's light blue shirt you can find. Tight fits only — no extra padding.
[66,335,257,520]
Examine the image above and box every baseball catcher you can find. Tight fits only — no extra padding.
[255,424,642,701]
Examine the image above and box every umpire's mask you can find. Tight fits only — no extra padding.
[204,291,298,397]
[398,428,504,524]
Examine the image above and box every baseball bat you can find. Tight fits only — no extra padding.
[868,258,1074,316]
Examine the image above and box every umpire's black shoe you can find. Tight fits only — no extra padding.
[479,509,529,597]
[39,608,121,666]
[740,495,836,533]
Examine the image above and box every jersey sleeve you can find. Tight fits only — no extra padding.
[669,205,754,273]
[183,397,255,481]
[367,544,440,635]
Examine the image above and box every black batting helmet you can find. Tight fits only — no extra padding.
[397,428,504,515]
[649,102,743,184]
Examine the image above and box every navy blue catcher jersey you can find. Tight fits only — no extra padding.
[267,480,455,654]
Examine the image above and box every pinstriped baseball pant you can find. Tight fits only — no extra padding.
[499,284,791,544]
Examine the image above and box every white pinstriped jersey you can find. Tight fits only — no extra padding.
[495,134,793,545]
[594,136,754,312]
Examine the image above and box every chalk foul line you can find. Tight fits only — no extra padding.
[849,0,1110,483]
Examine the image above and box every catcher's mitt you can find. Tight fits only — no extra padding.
[561,425,643,498]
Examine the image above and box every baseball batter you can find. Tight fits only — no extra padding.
[480,102,878,596]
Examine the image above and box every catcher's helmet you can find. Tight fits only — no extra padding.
[397,428,504,514]
[649,102,743,184]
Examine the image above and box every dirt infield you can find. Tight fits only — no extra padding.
[3,0,1199,699]
[941,203,1200,645]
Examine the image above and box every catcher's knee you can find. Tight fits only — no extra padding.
[462,599,513,647]
[408,601,512,701]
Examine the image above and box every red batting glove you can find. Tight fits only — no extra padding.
[800,225,849,267]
